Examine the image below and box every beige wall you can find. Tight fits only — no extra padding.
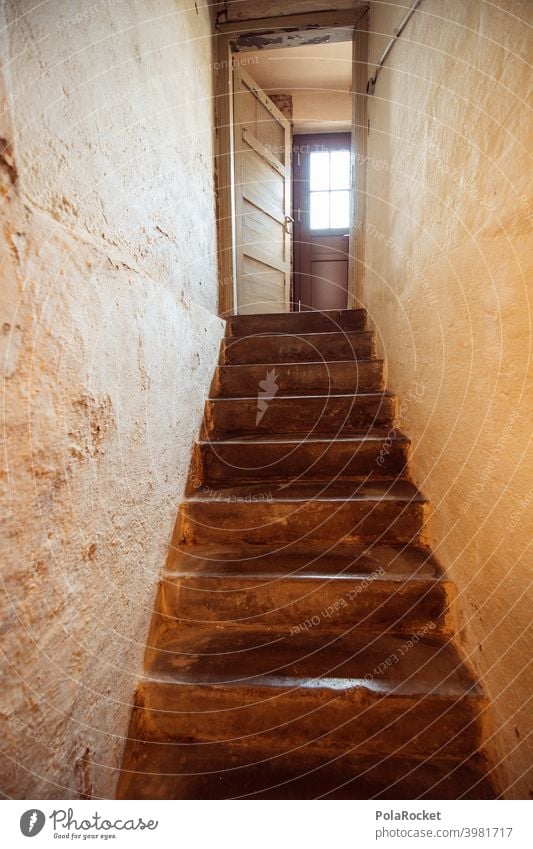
[364,0,532,798]
[1,0,223,798]
[292,91,352,134]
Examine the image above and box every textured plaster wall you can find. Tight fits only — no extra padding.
[1,0,223,798]
[364,0,532,798]
[292,91,352,134]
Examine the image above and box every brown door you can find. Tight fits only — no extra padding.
[293,133,351,311]
[233,65,292,314]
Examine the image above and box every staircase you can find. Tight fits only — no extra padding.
[118,309,495,800]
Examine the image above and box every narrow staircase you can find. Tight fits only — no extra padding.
[118,309,495,800]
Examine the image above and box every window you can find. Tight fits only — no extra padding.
[309,149,350,230]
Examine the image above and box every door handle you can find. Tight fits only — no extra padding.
[284,215,294,234]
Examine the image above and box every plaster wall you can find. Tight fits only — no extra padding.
[364,0,532,798]
[291,90,352,133]
[1,0,223,798]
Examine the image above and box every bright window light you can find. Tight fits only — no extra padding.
[309,149,350,230]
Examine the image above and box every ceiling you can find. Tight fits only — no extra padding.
[238,41,353,94]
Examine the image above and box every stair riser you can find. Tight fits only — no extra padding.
[132,684,484,759]
[195,439,408,485]
[119,742,495,800]
[177,500,426,546]
[221,332,375,365]
[153,577,455,634]
[213,360,384,397]
[227,310,366,337]
[204,395,396,437]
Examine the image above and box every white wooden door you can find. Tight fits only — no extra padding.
[233,65,291,314]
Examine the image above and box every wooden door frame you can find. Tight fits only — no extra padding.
[293,132,352,311]
[214,6,369,317]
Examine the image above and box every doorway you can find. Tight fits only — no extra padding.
[293,133,351,311]
[214,10,369,316]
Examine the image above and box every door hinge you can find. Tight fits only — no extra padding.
[297,208,301,222]
[297,152,301,167]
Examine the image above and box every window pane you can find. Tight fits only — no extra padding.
[310,191,330,229]
[310,151,329,191]
[330,150,350,190]
[330,190,350,229]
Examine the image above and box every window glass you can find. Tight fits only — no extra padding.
[309,148,350,230]
[330,150,350,190]
[310,191,330,230]
[309,152,329,191]
[330,190,350,229]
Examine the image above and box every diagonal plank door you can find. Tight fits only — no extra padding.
[233,65,291,314]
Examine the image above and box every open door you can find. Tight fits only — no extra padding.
[233,65,291,314]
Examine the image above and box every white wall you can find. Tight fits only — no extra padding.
[364,0,532,798]
[0,0,223,798]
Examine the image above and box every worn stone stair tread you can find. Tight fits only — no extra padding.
[205,392,397,437]
[158,543,452,634]
[209,389,393,401]
[222,330,376,365]
[194,431,410,484]
[215,359,383,396]
[227,309,366,337]
[198,430,407,445]
[219,358,382,368]
[185,479,426,503]
[146,626,481,699]
[167,542,440,580]
[117,744,496,800]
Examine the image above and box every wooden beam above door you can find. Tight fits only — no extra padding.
[217,7,369,52]
[217,1,368,25]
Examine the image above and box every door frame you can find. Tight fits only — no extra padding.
[293,132,352,311]
[214,6,369,317]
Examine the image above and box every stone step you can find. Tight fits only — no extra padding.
[193,431,408,485]
[167,542,441,579]
[227,309,366,337]
[221,330,376,365]
[176,480,427,546]
[118,743,495,800]
[118,303,495,800]
[212,360,384,397]
[204,392,396,437]
[131,627,486,762]
[154,544,454,634]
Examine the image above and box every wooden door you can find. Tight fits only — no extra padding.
[233,65,291,314]
[293,133,351,311]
